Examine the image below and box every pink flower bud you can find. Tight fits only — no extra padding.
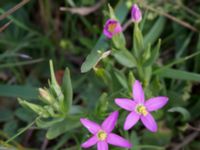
[131,4,142,23]
[103,19,122,38]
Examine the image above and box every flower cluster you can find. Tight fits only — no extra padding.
[81,80,168,150]
[80,111,132,149]
[80,4,169,150]
[103,4,142,38]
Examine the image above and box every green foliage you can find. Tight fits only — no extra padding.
[17,61,82,140]
[0,0,200,149]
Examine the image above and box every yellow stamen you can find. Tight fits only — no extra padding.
[108,23,117,33]
[97,130,107,141]
[136,105,148,116]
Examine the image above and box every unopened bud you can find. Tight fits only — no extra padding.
[131,4,142,23]
[39,88,53,104]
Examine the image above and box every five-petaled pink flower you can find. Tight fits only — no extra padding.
[103,19,122,38]
[131,4,142,23]
[80,111,132,150]
[115,80,168,132]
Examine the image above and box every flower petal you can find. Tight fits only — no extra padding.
[103,28,112,38]
[133,80,145,104]
[80,118,101,134]
[97,141,108,150]
[101,111,118,133]
[145,96,168,112]
[81,135,98,148]
[124,111,140,130]
[115,98,136,111]
[107,133,132,148]
[114,23,122,33]
[141,113,157,132]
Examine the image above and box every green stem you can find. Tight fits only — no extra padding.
[5,119,36,144]
[0,58,44,69]
[137,62,144,80]
[138,145,165,150]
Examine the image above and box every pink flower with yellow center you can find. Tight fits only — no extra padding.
[103,19,122,38]
[80,111,132,150]
[115,80,168,132]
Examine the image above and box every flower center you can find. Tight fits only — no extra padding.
[108,23,117,33]
[136,105,148,116]
[97,130,107,141]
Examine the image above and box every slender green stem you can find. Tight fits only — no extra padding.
[137,61,144,80]
[5,119,36,144]
[138,145,165,150]
[0,58,44,69]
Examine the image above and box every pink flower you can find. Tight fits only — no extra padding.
[115,80,168,132]
[80,111,132,150]
[103,19,122,38]
[131,4,142,23]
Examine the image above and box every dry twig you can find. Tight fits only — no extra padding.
[141,1,199,32]
[0,21,12,33]
[0,0,30,21]
[60,0,106,16]
[172,131,199,150]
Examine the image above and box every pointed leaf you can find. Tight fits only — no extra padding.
[156,68,200,81]
[144,16,166,47]
[46,117,80,139]
[18,98,49,118]
[112,49,137,68]
[168,107,190,122]
[144,39,161,67]
[133,24,144,58]
[61,68,73,113]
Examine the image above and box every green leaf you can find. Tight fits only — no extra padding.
[0,84,38,99]
[114,69,128,89]
[49,60,59,86]
[108,4,117,19]
[81,0,130,73]
[168,107,191,121]
[130,131,140,150]
[94,68,112,85]
[46,117,80,139]
[128,71,136,90]
[194,34,200,72]
[49,60,64,103]
[112,33,126,50]
[175,32,193,58]
[144,16,166,47]
[144,39,161,67]
[36,117,64,129]
[112,49,137,68]
[95,93,109,115]
[15,108,36,122]
[154,51,200,74]
[18,98,49,118]
[156,68,200,81]
[61,68,73,113]
[69,105,84,115]
[133,24,144,58]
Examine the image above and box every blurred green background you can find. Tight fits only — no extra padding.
[0,0,200,149]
